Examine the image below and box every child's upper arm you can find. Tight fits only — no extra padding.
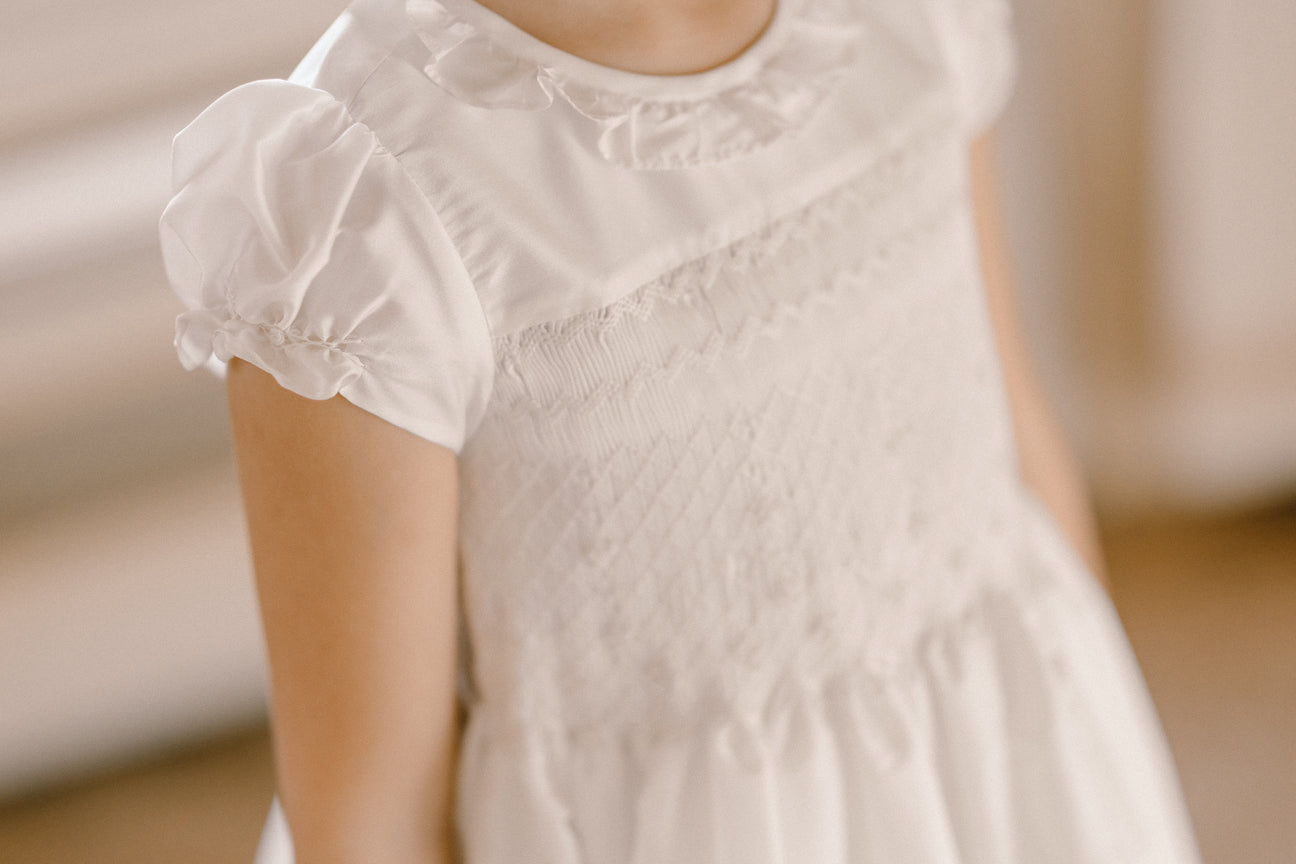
[227,357,462,862]
[970,133,1108,583]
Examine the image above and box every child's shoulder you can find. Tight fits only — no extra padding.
[285,0,423,107]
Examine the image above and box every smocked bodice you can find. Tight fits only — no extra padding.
[457,114,1023,731]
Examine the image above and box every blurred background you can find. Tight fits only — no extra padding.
[1,0,1292,861]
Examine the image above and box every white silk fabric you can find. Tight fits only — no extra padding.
[162,0,1202,862]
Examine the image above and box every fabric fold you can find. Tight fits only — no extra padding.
[454,540,1196,864]
[922,0,1018,134]
[159,79,496,452]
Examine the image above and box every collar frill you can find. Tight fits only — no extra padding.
[405,0,861,169]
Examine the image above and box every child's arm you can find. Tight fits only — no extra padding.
[969,134,1110,589]
[226,358,462,864]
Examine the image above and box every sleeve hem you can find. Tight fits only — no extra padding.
[181,308,466,454]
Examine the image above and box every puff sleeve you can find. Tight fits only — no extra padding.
[159,80,493,453]
[925,0,1018,135]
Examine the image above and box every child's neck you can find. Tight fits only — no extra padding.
[469,0,778,76]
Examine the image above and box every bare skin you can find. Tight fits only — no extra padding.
[227,359,462,864]
[470,0,777,75]
[226,5,1105,864]
[971,135,1109,586]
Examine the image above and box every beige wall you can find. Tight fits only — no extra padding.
[1144,0,1296,508]
[0,0,348,798]
[996,0,1158,502]
[1000,0,1296,514]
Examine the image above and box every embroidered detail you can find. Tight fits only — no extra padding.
[493,122,956,362]
[175,306,367,399]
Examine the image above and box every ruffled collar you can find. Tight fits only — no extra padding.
[404,0,861,169]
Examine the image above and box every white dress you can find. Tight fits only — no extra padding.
[160,0,1203,861]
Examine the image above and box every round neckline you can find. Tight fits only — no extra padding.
[405,0,861,168]
[434,0,795,101]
